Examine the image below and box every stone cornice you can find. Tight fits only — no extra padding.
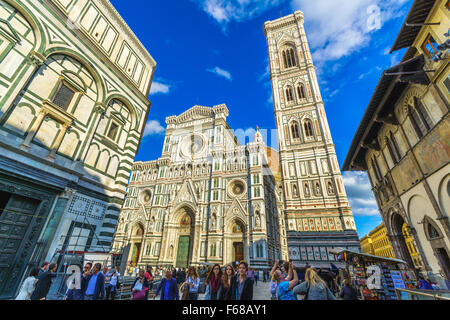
[263,10,304,36]
[49,0,156,69]
[100,0,156,67]
[165,104,230,125]
[47,0,156,97]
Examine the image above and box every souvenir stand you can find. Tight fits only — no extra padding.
[330,248,415,300]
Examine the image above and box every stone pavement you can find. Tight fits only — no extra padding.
[253,280,272,300]
[196,279,272,300]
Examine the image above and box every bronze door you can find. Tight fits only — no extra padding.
[234,242,244,263]
[0,193,40,299]
[131,243,142,266]
[176,236,190,267]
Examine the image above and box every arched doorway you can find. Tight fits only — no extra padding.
[391,213,415,270]
[231,220,245,264]
[130,223,144,267]
[175,206,195,267]
[424,218,450,280]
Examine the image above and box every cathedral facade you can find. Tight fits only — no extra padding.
[113,10,361,270]
[112,105,287,269]
[263,11,360,266]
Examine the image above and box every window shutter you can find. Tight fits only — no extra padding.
[282,51,287,69]
[52,84,75,111]
[415,97,432,131]
[391,133,401,162]
[409,105,424,139]
[387,139,398,164]
[290,48,296,66]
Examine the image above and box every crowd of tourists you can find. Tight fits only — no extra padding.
[151,261,255,300]
[11,259,362,301]
[14,258,442,300]
[14,260,257,300]
[14,261,123,301]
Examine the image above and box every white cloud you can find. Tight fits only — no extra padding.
[258,61,271,83]
[143,120,165,137]
[290,0,409,65]
[328,89,339,98]
[390,52,401,67]
[342,171,381,217]
[150,82,170,95]
[358,66,382,80]
[192,0,284,27]
[206,66,232,81]
[193,0,409,64]
[258,59,274,107]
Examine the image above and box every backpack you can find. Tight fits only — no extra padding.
[304,284,310,300]
[270,281,278,300]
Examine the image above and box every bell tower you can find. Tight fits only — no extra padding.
[263,11,360,266]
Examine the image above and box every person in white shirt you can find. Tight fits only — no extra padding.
[105,266,120,300]
[15,268,40,300]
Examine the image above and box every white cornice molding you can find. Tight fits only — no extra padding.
[263,10,304,35]
[48,0,156,68]
[98,0,156,68]
[165,104,230,124]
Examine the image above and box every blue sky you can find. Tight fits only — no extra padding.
[110,0,414,238]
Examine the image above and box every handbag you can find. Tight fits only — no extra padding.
[203,284,211,300]
[181,282,190,301]
[133,281,143,292]
[132,289,146,300]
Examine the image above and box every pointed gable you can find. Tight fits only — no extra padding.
[173,180,198,206]
[225,198,247,226]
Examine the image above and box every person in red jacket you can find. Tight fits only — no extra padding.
[144,266,153,281]
[144,266,153,294]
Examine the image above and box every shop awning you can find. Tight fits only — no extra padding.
[390,0,438,53]
[329,248,407,265]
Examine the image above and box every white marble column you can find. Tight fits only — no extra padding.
[20,109,48,150]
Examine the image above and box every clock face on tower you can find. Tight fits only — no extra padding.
[180,134,205,159]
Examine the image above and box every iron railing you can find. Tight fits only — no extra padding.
[395,288,450,300]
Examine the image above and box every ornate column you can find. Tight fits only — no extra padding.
[78,103,106,162]
[191,209,202,265]
[437,216,450,240]
[20,100,76,159]
[223,233,229,265]
[159,222,174,264]
[47,123,70,160]
[406,225,432,272]
[20,109,48,150]
[389,233,415,269]
[0,51,45,123]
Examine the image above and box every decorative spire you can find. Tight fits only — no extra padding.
[254,126,263,143]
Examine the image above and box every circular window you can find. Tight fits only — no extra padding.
[180,134,205,158]
[139,189,152,204]
[229,180,246,196]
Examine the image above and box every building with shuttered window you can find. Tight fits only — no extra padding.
[343,0,450,282]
